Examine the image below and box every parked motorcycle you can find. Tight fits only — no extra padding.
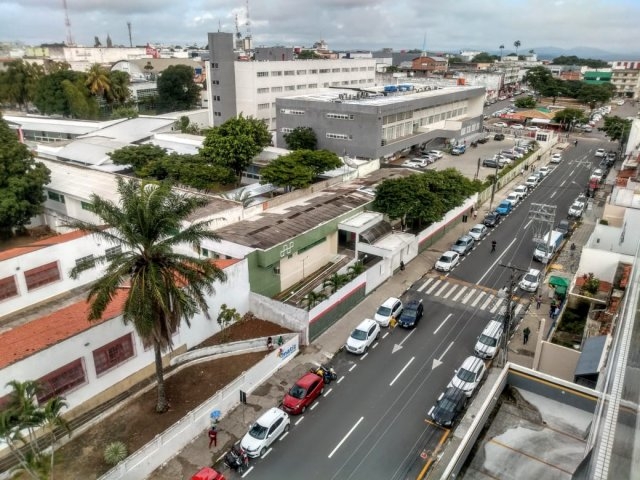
[310,365,338,384]
[224,442,249,473]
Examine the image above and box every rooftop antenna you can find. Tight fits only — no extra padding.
[127,21,132,47]
[245,0,252,40]
[218,19,221,32]
[421,33,426,57]
[62,0,74,46]
[235,14,241,40]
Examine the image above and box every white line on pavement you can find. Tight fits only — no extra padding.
[476,236,519,284]
[480,295,494,310]
[453,286,467,301]
[417,278,434,292]
[328,416,364,459]
[461,289,475,304]
[523,219,532,229]
[442,284,458,299]
[426,279,442,295]
[550,191,556,198]
[433,314,452,334]
[560,180,566,187]
[262,448,273,458]
[280,432,289,441]
[242,467,254,478]
[349,364,357,372]
[325,388,333,397]
[471,291,486,307]
[389,356,415,386]
[399,328,416,346]
[337,376,345,384]
[372,342,379,349]
[435,282,449,296]
[295,417,304,426]
[361,352,369,360]
[310,402,319,411]
[440,341,455,359]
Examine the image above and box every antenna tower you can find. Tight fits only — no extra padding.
[127,22,133,47]
[235,14,241,40]
[245,0,252,40]
[62,0,74,46]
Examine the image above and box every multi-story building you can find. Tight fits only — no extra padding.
[610,61,640,99]
[276,84,485,159]
[206,32,377,129]
[408,55,448,75]
[583,70,612,85]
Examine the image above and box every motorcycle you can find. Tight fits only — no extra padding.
[224,442,249,473]
[310,365,338,384]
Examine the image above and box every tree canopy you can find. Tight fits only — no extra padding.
[259,149,342,190]
[599,116,632,143]
[553,108,587,130]
[471,52,498,63]
[523,66,554,93]
[551,56,609,68]
[33,69,98,118]
[284,126,318,150]
[373,169,483,229]
[200,114,271,183]
[0,60,44,110]
[0,116,51,239]
[514,96,536,108]
[63,178,227,412]
[156,65,201,113]
[577,83,616,110]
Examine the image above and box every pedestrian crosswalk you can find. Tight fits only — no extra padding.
[414,276,527,316]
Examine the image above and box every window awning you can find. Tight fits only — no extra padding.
[549,276,570,288]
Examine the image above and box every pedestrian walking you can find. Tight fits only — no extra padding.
[523,327,531,345]
[536,295,542,310]
[554,306,561,319]
[208,426,218,448]
[472,209,478,220]
[400,260,405,271]
[491,240,497,253]
[389,315,397,332]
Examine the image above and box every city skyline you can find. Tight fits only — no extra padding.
[1,0,639,56]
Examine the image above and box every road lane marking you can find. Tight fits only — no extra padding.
[310,402,319,411]
[442,284,458,299]
[432,341,455,369]
[426,279,442,295]
[389,356,415,386]
[262,448,273,458]
[328,416,364,458]
[489,299,504,313]
[523,219,532,230]
[361,352,369,360]
[471,291,486,307]
[461,289,475,304]
[349,364,357,372]
[476,236,519,284]
[453,286,467,301]
[337,376,345,384]
[325,388,333,396]
[480,295,494,310]
[280,432,289,440]
[570,169,575,175]
[382,332,390,339]
[242,467,254,478]
[417,278,434,292]
[295,417,304,426]
[372,342,379,349]
[433,314,452,334]
[515,304,524,316]
[560,180,566,187]
[550,191,557,198]
[435,282,449,296]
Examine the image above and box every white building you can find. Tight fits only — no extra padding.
[206,32,377,129]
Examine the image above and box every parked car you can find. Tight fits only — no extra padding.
[494,122,508,128]
[494,133,505,141]
[402,159,427,168]
[511,124,524,130]
[568,201,586,218]
[525,175,539,189]
[468,223,488,241]
[428,387,468,427]
[281,372,325,415]
[448,356,487,397]
[397,299,424,328]
[505,192,520,206]
[525,125,540,131]
[435,251,460,272]
[451,145,466,155]
[538,166,552,177]
[495,200,513,216]
[482,158,501,168]
[550,153,562,164]
[241,408,290,457]
[374,297,403,327]
[514,184,528,199]
[477,135,491,144]
[519,268,542,292]
[451,235,475,256]
[595,148,606,158]
[483,212,502,228]
[345,318,380,354]
[556,219,572,236]
[426,150,444,159]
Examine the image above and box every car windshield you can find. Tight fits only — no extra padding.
[524,273,538,283]
[377,305,392,316]
[455,239,467,247]
[439,254,452,263]
[438,398,457,412]
[457,368,476,382]
[248,423,268,440]
[479,334,497,347]
[351,328,367,341]
[288,384,307,399]
[403,307,418,319]
[471,227,482,234]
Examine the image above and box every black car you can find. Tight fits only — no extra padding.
[482,158,500,168]
[494,133,505,141]
[429,387,467,427]
[483,212,501,228]
[477,135,490,144]
[398,300,424,328]
[556,219,571,236]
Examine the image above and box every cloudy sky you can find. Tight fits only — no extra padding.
[1,0,639,55]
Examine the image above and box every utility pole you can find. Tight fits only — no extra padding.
[528,203,556,265]
[498,263,529,367]
[488,162,499,210]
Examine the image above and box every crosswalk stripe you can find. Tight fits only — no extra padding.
[489,299,503,313]
[471,291,486,307]
[453,286,467,301]
[480,295,494,310]
[426,280,442,295]
[442,284,458,299]
[435,282,449,296]
[417,278,434,292]
[514,304,524,316]
[461,289,475,304]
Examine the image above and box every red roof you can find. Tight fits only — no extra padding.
[0,258,239,369]
[0,230,90,262]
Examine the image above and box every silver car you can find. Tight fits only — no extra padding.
[451,235,475,256]
[468,224,488,241]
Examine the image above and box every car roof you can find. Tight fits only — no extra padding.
[527,268,541,275]
[458,235,473,241]
[257,407,286,425]
[460,356,485,372]
[406,299,422,308]
[296,372,322,388]
[442,250,457,257]
[381,296,400,307]
[471,223,485,229]
[357,318,377,329]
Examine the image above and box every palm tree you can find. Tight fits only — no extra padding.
[42,397,70,479]
[499,44,504,61]
[64,178,227,412]
[322,273,348,294]
[514,40,521,57]
[303,291,327,310]
[107,70,130,105]
[85,63,112,99]
[347,261,365,280]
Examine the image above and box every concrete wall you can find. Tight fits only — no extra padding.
[579,248,632,283]
[249,292,309,338]
[536,341,581,381]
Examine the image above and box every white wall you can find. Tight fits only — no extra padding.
[578,248,632,283]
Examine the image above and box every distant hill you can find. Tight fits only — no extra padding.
[530,46,639,61]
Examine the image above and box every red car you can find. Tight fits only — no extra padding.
[281,372,325,414]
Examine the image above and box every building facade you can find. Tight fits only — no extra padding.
[275,85,485,159]
[206,32,377,129]
[409,55,448,74]
[610,61,640,99]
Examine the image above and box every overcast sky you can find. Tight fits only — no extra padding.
[2,0,639,55]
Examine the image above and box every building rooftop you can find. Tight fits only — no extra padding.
[0,230,90,261]
[79,116,176,144]
[3,114,119,136]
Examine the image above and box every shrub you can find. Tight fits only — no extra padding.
[104,441,128,466]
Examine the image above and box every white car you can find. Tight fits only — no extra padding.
[505,192,520,206]
[448,356,487,397]
[426,150,444,159]
[511,124,524,130]
[468,224,488,241]
[525,175,539,189]
[514,185,528,199]
[374,297,403,327]
[538,166,552,177]
[494,122,508,128]
[403,159,427,168]
[435,251,460,272]
[345,318,380,354]
[595,148,606,158]
[519,268,542,292]
[569,201,586,217]
[241,407,290,458]
[550,153,562,164]
[525,126,540,131]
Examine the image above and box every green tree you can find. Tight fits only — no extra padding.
[0,116,51,239]
[110,106,139,119]
[0,60,44,110]
[288,149,342,177]
[156,65,200,113]
[347,261,365,280]
[471,52,498,63]
[323,273,348,294]
[599,116,632,143]
[85,63,112,99]
[200,114,271,184]
[109,144,168,175]
[540,78,565,104]
[303,291,327,310]
[551,56,608,68]
[176,115,201,135]
[216,304,241,342]
[554,108,587,130]
[283,126,318,150]
[259,154,314,190]
[514,96,536,108]
[64,178,228,412]
[62,78,98,119]
[523,66,554,93]
[297,50,322,59]
[107,70,131,105]
[578,83,615,109]
[163,154,236,190]
[514,40,521,56]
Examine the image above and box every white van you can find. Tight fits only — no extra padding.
[474,320,503,359]
[533,230,564,263]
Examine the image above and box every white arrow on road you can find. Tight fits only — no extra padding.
[432,341,455,370]
[392,328,416,353]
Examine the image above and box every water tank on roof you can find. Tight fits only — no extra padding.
[384,85,398,92]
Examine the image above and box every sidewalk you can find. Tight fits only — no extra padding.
[152,144,572,479]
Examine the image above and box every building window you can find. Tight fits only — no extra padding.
[105,245,122,261]
[319,69,330,74]
[310,69,318,74]
[326,133,352,140]
[80,201,94,211]
[75,254,96,272]
[271,71,282,76]
[214,111,221,117]
[257,87,269,94]
[284,85,295,91]
[284,70,295,76]
[211,63,218,68]
[24,262,61,291]
[296,70,307,75]
[308,83,317,88]
[93,334,135,375]
[257,71,269,77]
[281,127,294,133]
[212,80,220,85]
[271,86,283,92]
[0,275,19,301]
[297,84,306,90]
[257,103,270,110]
[213,95,221,101]
[280,108,305,115]
[326,113,355,120]
[47,191,65,203]
[342,68,349,72]
[332,68,340,73]
[37,359,86,403]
